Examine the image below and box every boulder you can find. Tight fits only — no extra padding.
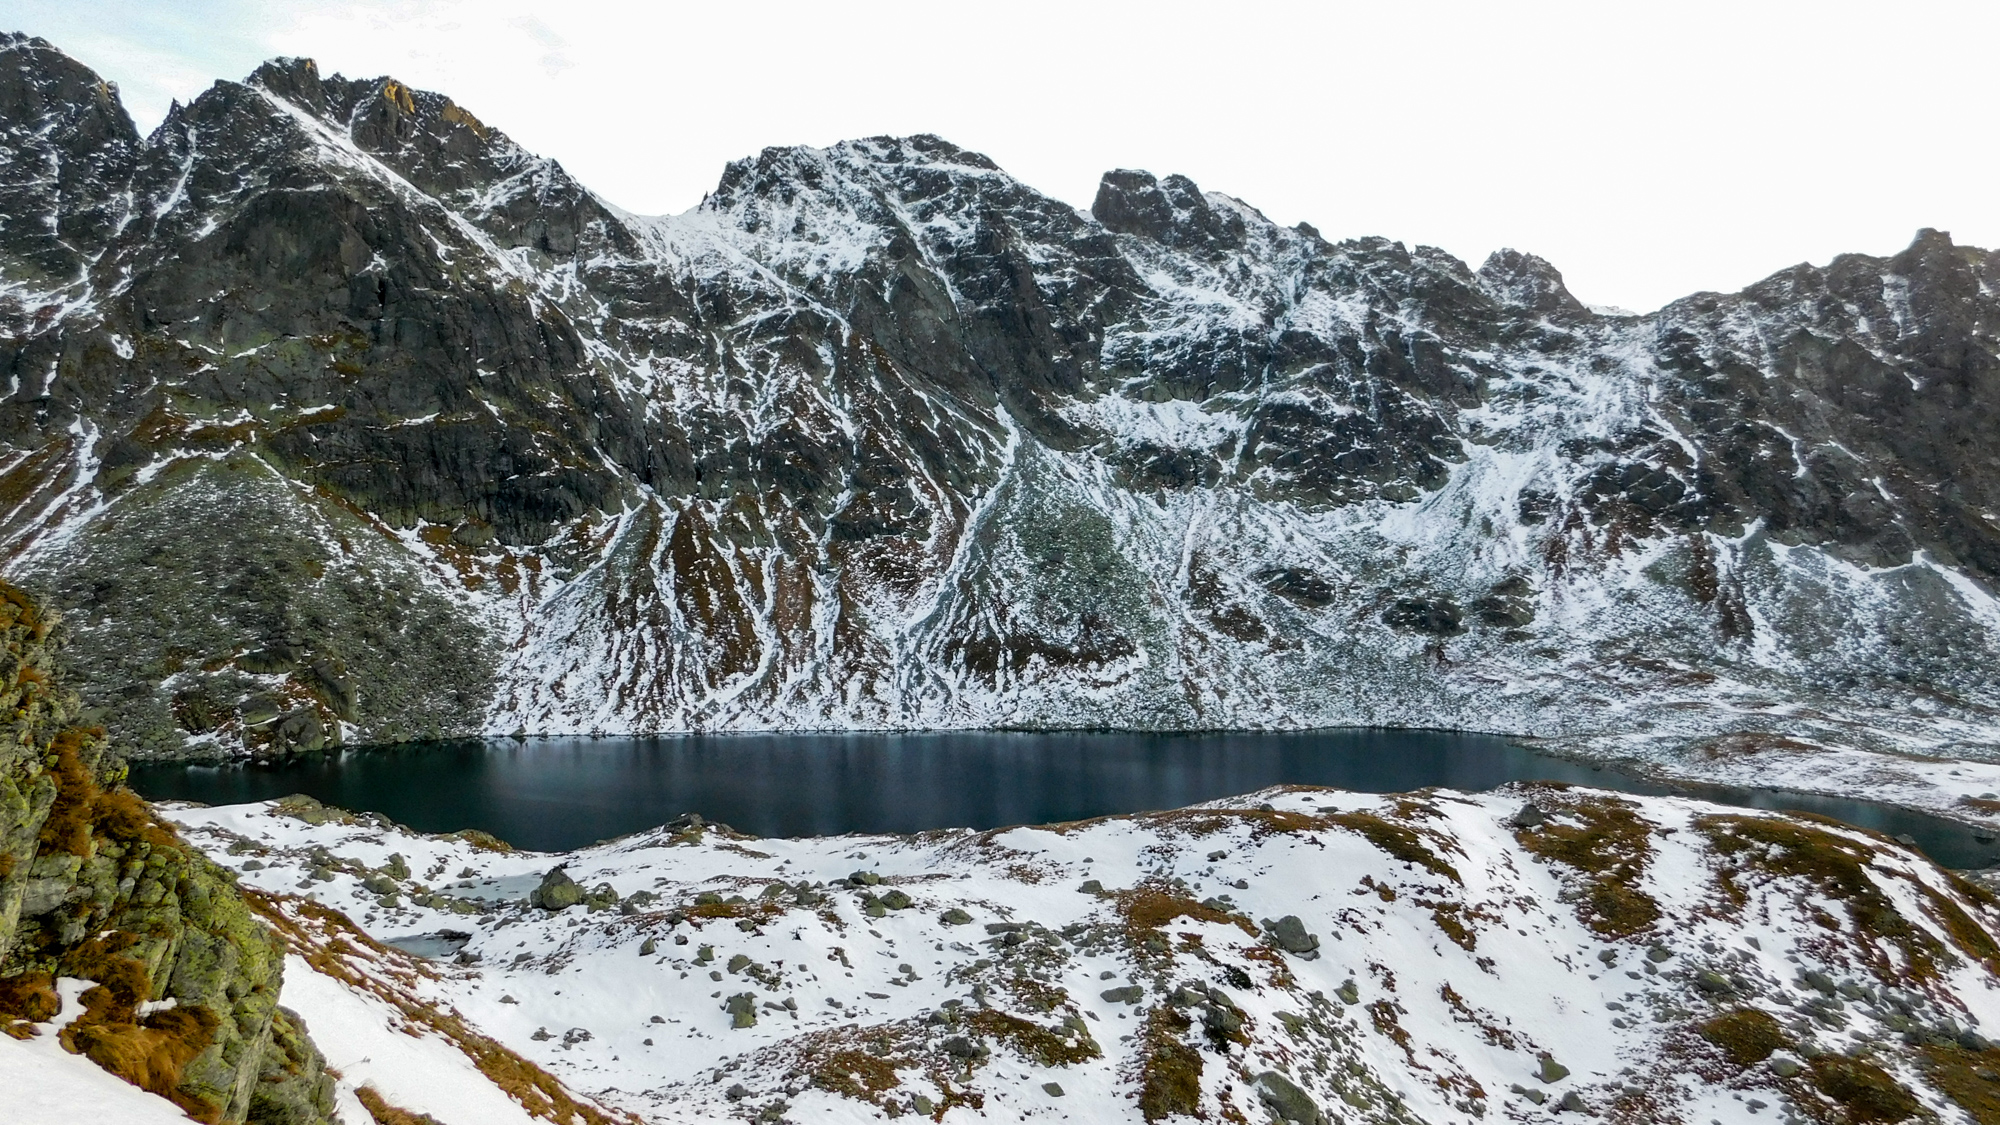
[529,867,584,911]
[1254,1071,1326,1124]
[1262,915,1320,956]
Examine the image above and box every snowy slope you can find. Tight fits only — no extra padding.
[0,978,205,1125]
[160,791,2000,1125]
[3,35,2000,816]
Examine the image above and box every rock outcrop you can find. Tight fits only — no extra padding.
[0,578,334,1123]
[2,34,2000,780]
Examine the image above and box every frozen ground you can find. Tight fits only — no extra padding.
[67,788,2000,1123]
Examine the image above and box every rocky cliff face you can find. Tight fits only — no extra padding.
[0,577,334,1123]
[4,33,2000,774]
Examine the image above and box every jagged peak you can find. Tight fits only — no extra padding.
[1475,247,1586,316]
[1091,168,1250,253]
[0,29,137,141]
[246,55,329,113]
[704,133,1007,211]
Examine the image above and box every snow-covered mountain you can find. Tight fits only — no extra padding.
[143,786,2000,1125]
[5,33,2000,793]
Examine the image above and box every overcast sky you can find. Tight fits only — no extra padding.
[7,0,1994,312]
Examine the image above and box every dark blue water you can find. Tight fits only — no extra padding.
[126,730,2000,866]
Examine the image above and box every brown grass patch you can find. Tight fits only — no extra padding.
[809,1048,907,1100]
[1142,805,1324,840]
[1431,905,1476,950]
[355,1085,446,1125]
[1137,1006,1202,1122]
[1117,883,1257,945]
[1329,811,1462,884]
[1438,983,1519,1049]
[1916,883,2000,970]
[1368,999,1415,1061]
[1800,1054,1920,1123]
[92,787,179,848]
[1516,794,1659,937]
[1699,814,1953,984]
[35,727,105,856]
[0,972,57,1022]
[67,1006,223,1121]
[60,932,152,1024]
[1697,1008,1789,1067]
[444,829,514,853]
[964,1010,1099,1067]
[1922,1043,2000,1124]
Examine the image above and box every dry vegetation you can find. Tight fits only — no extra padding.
[244,889,640,1125]
[1514,792,1660,938]
[354,1085,446,1125]
[1135,1005,1202,1122]
[1698,814,1977,986]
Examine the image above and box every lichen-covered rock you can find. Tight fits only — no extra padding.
[530,866,584,911]
[1254,1070,1327,1124]
[0,577,336,1122]
[1262,914,1320,955]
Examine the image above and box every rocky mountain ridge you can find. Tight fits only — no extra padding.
[3,34,2000,794]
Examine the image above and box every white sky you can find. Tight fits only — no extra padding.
[6,0,1996,312]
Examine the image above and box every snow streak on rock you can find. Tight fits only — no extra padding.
[2,35,2000,808]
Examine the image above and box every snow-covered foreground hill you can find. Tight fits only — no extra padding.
[47,788,1991,1125]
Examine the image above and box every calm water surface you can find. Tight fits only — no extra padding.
[128,729,2000,866]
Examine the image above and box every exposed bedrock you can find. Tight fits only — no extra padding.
[0,33,1997,771]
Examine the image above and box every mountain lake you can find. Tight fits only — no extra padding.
[129,728,2000,866]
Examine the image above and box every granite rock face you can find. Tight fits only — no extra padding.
[0,577,335,1122]
[4,34,2000,768]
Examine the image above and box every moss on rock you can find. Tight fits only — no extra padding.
[0,578,338,1123]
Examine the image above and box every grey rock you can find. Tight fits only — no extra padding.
[530,866,584,911]
[1262,915,1320,955]
[1254,1070,1326,1124]
[1509,801,1548,828]
[1695,969,1735,995]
